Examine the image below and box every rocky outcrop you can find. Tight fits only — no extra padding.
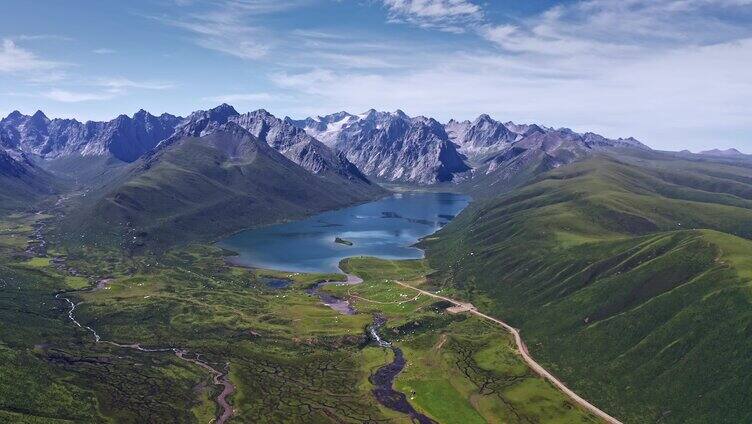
[445,114,517,160]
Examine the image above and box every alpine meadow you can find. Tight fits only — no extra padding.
[1,1,751,423]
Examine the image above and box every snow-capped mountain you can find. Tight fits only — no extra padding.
[1,105,370,183]
[164,105,369,181]
[291,109,470,184]
[0,130,59,208]
[291,109,649,185]
[2,105,652,190]
[459,122,651,195]
[286,111,360,147]
[231,109,368,181]
[445,114,518,160]
[446,114,647,163]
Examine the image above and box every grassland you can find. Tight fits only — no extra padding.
[425,150,752,423]
[337,257,602,423]
[0,208,601,423]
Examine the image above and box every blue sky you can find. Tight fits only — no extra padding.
[1,0,751,152]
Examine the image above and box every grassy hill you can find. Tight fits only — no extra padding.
[0,151,61,212]
[424,149,752,423]
[60,125,385,251]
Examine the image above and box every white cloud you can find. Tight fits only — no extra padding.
[44,89,115,103]
[195,37,268,60]
[14,34,73,42]
[270,31,752,151]
[290,0,743,150]
[92,48,115,54]
[382,0,483,32]
[94,77,175,91]
[0,39,60,73]
[481,0,752,58]
[155,0,311,60]
[40,78,175,103]
[271,69,337,89]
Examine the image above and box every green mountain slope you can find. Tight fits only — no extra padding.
[424,149,752,423]
[62,124,384,251]
[0,151,60,211]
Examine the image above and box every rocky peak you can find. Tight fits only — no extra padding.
[132,109,152,121]
[0,109,182,161]
[172,104,240,140]
[473,114,493,125]
[521,124,545,137]
[0,149,29,178]
[29,110,50,125]
[447,114,515,159]
[360,109,378,118]
[295,109,469,184]
[181,108,372,182]
[3,110,25,123]
[113,114,130,124]
[394,109,409,119]
[231,109,296,150]
[207,103,240,123]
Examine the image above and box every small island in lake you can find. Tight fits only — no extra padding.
[334,237,354,246]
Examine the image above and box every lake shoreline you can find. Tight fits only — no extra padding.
[216,192,469,274]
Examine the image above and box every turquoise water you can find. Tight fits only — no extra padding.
[218,192,470,273]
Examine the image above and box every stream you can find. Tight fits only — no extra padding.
[368,315,438,424]
[269,278,437,423]
[304,270,363,315]
[55,292,235,424]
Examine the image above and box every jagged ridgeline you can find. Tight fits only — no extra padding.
[423,148,752,423]
[1,104,658,251]
[289,109,647,186]
[0,105,385,251]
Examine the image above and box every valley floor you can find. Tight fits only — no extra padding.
[389,279,621,424]
[0,212,602,423]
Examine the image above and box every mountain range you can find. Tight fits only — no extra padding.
[2,104,651,194]
[290,109,648,185]
[0,109,182,162]
[697,147,748,157]
[1,103,743,251]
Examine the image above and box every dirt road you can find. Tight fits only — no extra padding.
[393,280,622,424]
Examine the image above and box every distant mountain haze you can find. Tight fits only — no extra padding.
[698,148,747,157]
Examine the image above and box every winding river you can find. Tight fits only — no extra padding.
[56,192,468,423]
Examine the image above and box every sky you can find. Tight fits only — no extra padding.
[1,0,751,153]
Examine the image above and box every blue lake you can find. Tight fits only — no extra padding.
[217,192,470,274]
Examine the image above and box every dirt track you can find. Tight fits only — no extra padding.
[393,280,622,424]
